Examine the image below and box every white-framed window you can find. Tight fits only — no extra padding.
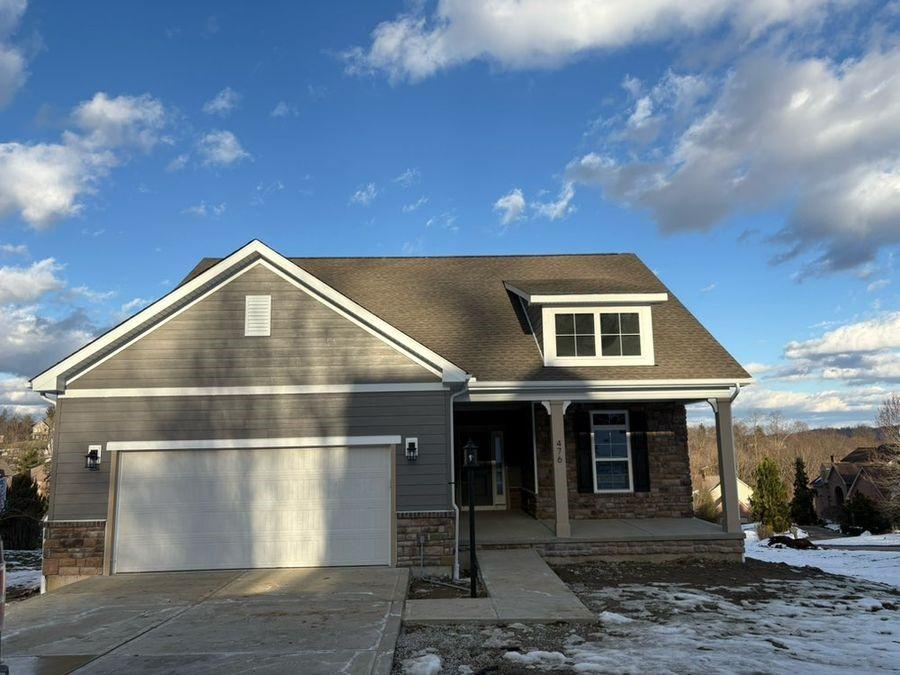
[541,305,654,366]
[591,411,633,493]
[244,295,272,336]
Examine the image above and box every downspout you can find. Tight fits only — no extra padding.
[730,382,741,403]
[448,376,471,581]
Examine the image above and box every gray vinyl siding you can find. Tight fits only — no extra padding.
[48,390,451,521]
[69,264,436,389]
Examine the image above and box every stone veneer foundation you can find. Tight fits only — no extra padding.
[42,520,106,591]
[532,402,694,520]
[463,536,745,562]
[396,511,455,574]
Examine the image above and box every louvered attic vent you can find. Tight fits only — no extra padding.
[244,295,272,336]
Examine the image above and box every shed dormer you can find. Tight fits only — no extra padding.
[505,279,669,368]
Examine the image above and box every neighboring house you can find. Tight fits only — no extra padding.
[698,473,754,522]
[32,420,50,440]
[812,445,898,521]
[32,240,751,590]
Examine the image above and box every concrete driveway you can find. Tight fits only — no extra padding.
[2,567,408,675]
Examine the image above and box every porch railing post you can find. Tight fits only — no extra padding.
[548,400,571,538]
[711,397,742,535]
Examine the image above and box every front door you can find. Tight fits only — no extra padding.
[458,429,507,509]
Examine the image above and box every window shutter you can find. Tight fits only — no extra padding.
[575,408,594,493]
[244,295,271,336]
[630,410,651,492]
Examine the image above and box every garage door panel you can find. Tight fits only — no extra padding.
[114,446,391,573]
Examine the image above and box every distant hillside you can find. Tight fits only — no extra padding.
[689,419,882,496]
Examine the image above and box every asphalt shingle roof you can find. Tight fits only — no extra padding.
[186,253,750,382]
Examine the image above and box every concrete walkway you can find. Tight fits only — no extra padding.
[405,549,594,625]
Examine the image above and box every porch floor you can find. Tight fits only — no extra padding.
[460,510,737,545]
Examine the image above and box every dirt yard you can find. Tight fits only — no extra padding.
[393,559,900,674]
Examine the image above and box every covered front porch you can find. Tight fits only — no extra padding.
[452,382,746,561]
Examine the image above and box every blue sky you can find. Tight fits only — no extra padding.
[1,0,898,426]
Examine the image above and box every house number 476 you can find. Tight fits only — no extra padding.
[556,440,563,463]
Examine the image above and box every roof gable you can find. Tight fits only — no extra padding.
[31,240,467,393]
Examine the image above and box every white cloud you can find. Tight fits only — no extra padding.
[785,312,900,359]
[425,211,458,232]
[350,182,378,206]
[196,130,250,167]
[202,87,240,116]
[270,101,298,118]
[0,258,63,304]
[0,373,45,415]
[0,242,26,255]
[251,179,284,206]
[0,305,93,376]
[119,297,149,317]
[493,187,526,226]
[700,282,717,293]
[166,153,189,172]
[0,0,28,108]
[866,278,890,293]
[346,0,836,82]
[734,384,886,416]
[0,92,168,227]
[394,167,420,187]
[532,182,575,220]
[567,47,900,275]
[69,285,114,302]
[72,92,168,151]
[402,196,428,212]
[182,201,226,218]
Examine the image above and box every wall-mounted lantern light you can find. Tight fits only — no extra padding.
[84,445,102,471]
[463,438,478,469]
[405,438,419,462]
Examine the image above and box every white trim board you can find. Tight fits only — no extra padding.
[469,378,753,388]
[106,435,402,452]
[504,282,668,305]
[62,382,448,399]
[31,239,467,392]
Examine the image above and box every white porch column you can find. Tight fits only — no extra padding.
[711,397,742,534]
[547,400,571,538]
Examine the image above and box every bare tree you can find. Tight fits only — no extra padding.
[874,394,900,525]
[875,393,900,447]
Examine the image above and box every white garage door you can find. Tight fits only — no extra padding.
[113,445,392,573]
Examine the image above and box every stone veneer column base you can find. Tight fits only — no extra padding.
[43,520,106,592]
[463,537,745,563]
[396,511,455,576]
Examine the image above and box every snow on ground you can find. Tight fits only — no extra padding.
[5,550,42,595]
[813,532,900,547]
[400,650,442,675]
[532,577,898,672]
[745,528,900,587]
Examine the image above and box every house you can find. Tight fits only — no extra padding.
[698,472,754,521]
[31,240,751,590]
[32,419,50,440]
[812,445,897,521]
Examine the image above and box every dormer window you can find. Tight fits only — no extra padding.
[555,313,596,357]
[542,305,655,366]
[599,312,641,357]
